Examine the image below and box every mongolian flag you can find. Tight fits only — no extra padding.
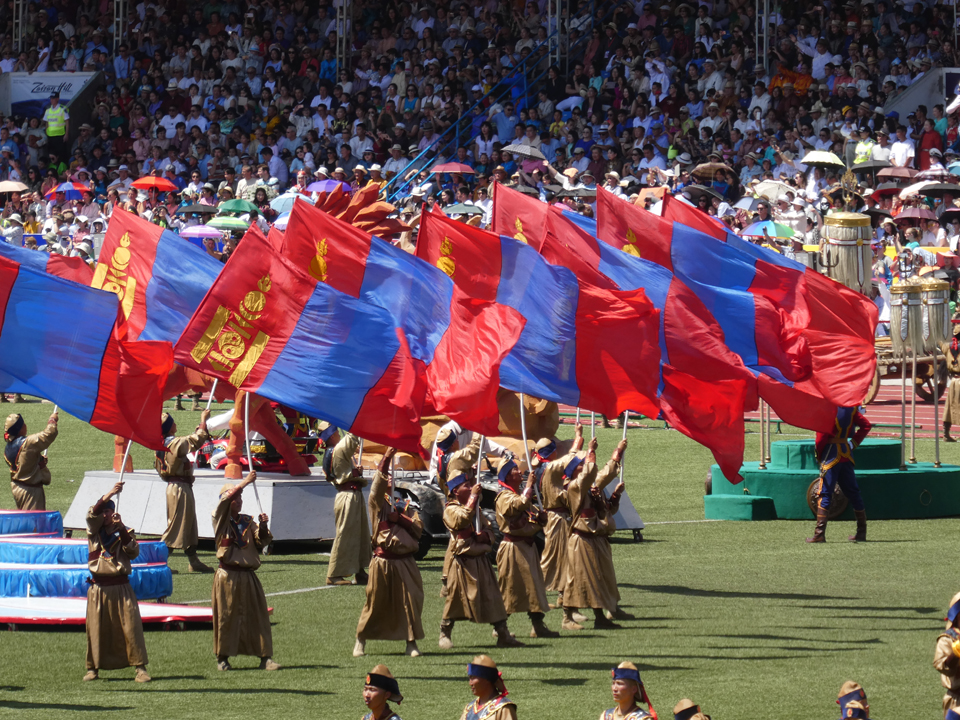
[0,255,170,450]
[92,209,222,343]
[173,229,426,454]
[494,186,759,481]
[599,189,877,414]
[274,199,526,436]
[419,206,662,423]
[0,240,95,285]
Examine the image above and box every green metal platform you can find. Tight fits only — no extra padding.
[706,439,960,520]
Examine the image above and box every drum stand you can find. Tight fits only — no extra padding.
[909,347,918,464]
[934,351,942,468]
[900,346,908,472]
[758,400,766,470]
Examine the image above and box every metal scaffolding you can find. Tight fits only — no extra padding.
[12,0,24,52]
[547,0,563,69]
[757,0,771,72]
[113,0,129,53]
[335,0,351,74]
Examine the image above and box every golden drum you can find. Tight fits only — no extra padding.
[921,279,950,353]
[890,283,924,355]
[820,212,872,294]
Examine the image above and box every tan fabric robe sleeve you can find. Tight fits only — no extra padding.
[495,489,540,537]
[936,634,960,690]
[86,504,139,576]
[540,453,573,509]
[156,428,210,479]
[331,432,362,487]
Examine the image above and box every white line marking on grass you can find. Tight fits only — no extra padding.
[179,584,339,604]
[645,519,723,525]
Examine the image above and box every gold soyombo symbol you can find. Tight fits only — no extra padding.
[91,231,137,318]
[310,239,328,283]
[436,237,455,278]
[622,227,642,257]
[513,217,528,244]
[190,275,272,386]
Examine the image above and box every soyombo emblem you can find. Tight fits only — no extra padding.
[91,231,137,318]
[436,237,455,278]
[190,275,272,386]
[310,239,328,282]
[622,228,641,257]
[513,217,528,244]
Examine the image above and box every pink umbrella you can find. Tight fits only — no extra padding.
[432,162,476,174]
[180,225,224,239]
[877,166,918,180]
[895,206,937,223]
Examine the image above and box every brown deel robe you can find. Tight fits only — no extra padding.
[8,420,57,510]
[495,487,549,614]
[356,470,425,641]
[155,428,209,548]
[441,498,507,624]
[212,492,273,658]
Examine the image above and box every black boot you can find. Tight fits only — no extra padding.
[848,509,867,542]
[806,509,828,543]
[946,422,955,442]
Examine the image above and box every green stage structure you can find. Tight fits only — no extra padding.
[706,439,960,521]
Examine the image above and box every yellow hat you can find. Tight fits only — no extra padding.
[435,427,457,450]
[219,483,237,500]
[838,681,867,711]
[532,437,558,465]
[468,654,506,695]
[317,421,338,443]
[674,699,700,720]
[366,664,403,704]
[495,455,519,483]
[444,453,475,496]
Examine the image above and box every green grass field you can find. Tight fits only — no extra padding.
[1,400,956,719]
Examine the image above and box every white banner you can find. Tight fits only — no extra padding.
[0,72,96,116]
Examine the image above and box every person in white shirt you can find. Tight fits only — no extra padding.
[159,107,185,137]
[748,81,771,117]
[698,58,724,97]
[699,103,724,134]
[889,126,915,167]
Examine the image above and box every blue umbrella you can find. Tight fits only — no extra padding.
[270,192,301,214]
[741,220,796,239]
[948,161,960,177]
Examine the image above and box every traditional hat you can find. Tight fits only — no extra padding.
[468,655,507,695]
[317,420,338,443]
[436,427,457,451]
[534,437,558,463]
[4,412,24,438]
[612,662,653,709]
[496,455,519,483]
[365,664,403,704]
[674,699,701,720]
[445,453,475,493]
[160,412,175,436]
[842,700,868,719]
[837,681,867,712]
[219,483,237,500]
[946,590,960,626]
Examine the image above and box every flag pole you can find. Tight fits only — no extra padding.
[244,392,264,514]
[205,379,219,412]
[518,393,541,505]
[474,436,485,532]
[590,412,596,439]
[115,439,133,512]
[618,411,629,484]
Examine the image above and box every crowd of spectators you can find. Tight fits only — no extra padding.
[0,0,957,272]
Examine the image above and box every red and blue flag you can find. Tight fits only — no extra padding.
[0,255,170,450]
[420,205,662,423]
[0,240,94,285]
[173,229,426,454]
[276,200,526,436]
[93,209,222,343]
[600,189,877,415]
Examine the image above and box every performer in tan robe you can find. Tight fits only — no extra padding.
[355,447,425,658]
[942,327,960,442]
[155,410,213,572]
[212,471,279,671]
[562,436,627,630]
[438,434,482,597]
[439,468,522,650]
[935,591,960,716]
[494,455,558,639]
[319,421,371,585]
[83,481,150,683]
[535,425,583,606]
[4,411,57,510]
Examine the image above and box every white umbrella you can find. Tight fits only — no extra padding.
[899,180,940,200]
[753,180,796,202]
[274,212,290,230]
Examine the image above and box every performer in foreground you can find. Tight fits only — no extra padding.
[319,421,371,586]
[362,664,404,720]
[836,681,870,719]
[355,447,425,658]
[536,425,584,609]
[440,466,522,650]
[84,481,150,683]
[212,471,279,671]
[934,591,960,718]
[561,436,628,630]
[808,406,872,544]
[459,655,516,720]
[155,409,214,573]
[494,456,558,638]
[602,662,656,720]
[4,410,57,510]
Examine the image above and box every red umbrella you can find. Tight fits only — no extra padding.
[131,176,179,192]
[432,162,476,175]
[877,166,918,180]
[895,206,937,223]
[870,182,902,198]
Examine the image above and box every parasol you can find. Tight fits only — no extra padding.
[307,180,349,193]
[916,167,955,182]
[894,207,937,223]
[691,161,735,179]
[0,181,28,193]
[175,203,219,215]
[207,216,250,230]
[432,162,476,175]
[180,225,224,239]
[877,166,918,181]
[801,150,846,169]
[443,203,484,215]
[44,182,88,201]
[501,143,547,161]
[218,198,259,214]
[871,182,902,198]
[131,176,179,193]
[733,196,764,212]
[753,180,796,201]
[741,220,796,239]
[683,184,723,202]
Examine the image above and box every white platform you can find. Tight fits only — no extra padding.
[0,596,213,626]
[63,469,361,542]
[64,469,644,542]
